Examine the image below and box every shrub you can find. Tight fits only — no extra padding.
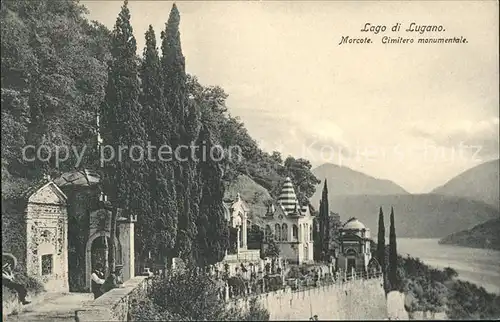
[243,297,270,321]
[397,254,500,320]
[128,298,187,321]
[264,275,282,292]
[142,269,270,321]
[228,276,246,297]
[14,271,45,295]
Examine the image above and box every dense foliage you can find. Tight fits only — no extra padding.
[139,22,178,264]
[398,255,500,320]
[1,0,109,181]
[371,235,500,320]
[129,270,269,321]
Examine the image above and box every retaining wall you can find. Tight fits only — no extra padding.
[228,277,387,320]
[75,276,150,321]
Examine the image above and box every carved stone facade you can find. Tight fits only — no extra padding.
[25,182,69,292]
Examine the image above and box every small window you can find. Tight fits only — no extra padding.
[41,254,53,275]
[292,225,298,240]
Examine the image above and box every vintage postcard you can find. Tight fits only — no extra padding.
[1,0,498,321]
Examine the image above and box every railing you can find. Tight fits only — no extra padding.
[224,268,383,301]
[223,250,261,262]
[236,250,261,261]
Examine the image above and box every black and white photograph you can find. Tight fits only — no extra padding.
[1,0,499,320]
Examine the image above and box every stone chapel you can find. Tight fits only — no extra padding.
[263,177,314,264]
[336,217,372,273]
[2,181,69,292]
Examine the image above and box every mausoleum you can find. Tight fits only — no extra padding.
[2,180,69,292]
[336,217,372,273]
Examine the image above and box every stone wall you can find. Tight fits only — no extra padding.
[75,276,151,321]
[387,290,448,320]
[228,277,387,320]
[387,290,410,320]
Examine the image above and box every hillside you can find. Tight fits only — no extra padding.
[431,159,499,209]
[310,163,409,205]
[224,174,273,226]
[439,217,500,250]
[327,194,500,238]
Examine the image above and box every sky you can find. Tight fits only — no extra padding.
[82,0,499,193]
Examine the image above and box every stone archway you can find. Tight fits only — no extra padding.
[85,231,121,291]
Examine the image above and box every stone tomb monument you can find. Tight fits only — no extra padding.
[3,181,70,293]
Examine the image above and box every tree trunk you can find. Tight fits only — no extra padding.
[103,237,109,277]
[108,207,118,276]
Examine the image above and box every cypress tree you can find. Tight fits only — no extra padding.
[377,206,385,272]
[195,124,228,266]
[320,179,330,261]
[314,199,324,261]
[182,101,201,262]
[388,206,398,290]
[100,0,150,272]
[161,4,193,261]
[139,25,178,264]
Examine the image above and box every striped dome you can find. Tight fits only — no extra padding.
[278,177,298,214]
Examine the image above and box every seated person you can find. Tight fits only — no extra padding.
[91,263,106,299]
[2,263,31,305]
[101,266,125,293]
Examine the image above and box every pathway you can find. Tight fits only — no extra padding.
[6,292,93,321]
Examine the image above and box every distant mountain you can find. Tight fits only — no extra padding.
[327,194,500,238]
[224,174,273,226]
[310,163,409,205]
[439,217,500,250]
[431,159,499,209]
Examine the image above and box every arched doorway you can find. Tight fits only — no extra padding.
[91,236,109,271]
[85,231,122,291]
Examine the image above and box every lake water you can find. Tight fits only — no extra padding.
[397,238,500,294]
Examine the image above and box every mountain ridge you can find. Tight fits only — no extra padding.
[439,217,500,250]
[328,194,499,238]
[431,159,499,209]
[310,163,409,206]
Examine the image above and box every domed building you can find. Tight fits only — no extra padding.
[336,217,372,273]
[263,177,314,264]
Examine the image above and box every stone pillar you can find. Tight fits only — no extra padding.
[118,213,136,282]
[242,218,247,249]
[236,227,241,255]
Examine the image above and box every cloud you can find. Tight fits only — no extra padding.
[232,108,350,164]
[408,117,500,159]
